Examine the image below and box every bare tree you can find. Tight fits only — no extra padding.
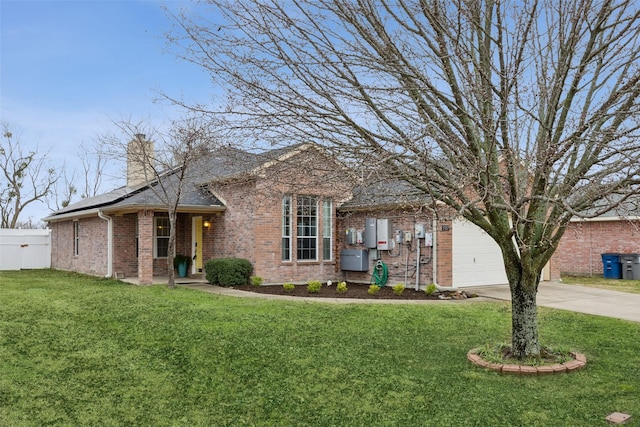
[103,116,215,288]
[0,124,60,228]
[77,142,110,199]
[48,167,77,211]
[168,0,640,358]
[49,142,113,211]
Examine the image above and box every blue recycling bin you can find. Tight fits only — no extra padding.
[601,253,621,279]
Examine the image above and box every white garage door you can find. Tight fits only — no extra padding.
[452,219,508,287]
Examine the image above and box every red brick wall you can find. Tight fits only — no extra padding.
[49,221,70,271]
[336,209,439,287]
[554,219,640,276]
[113,214,138,278]
[435,219,453,286]
[137,210,154,284]
[210,181,257,266]
[50,216,108,276]
[207,161,349,284]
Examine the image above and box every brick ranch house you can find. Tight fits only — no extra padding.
[45,141,559,287]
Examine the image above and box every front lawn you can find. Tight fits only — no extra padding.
[561,275,640,294]
[1,270,639,426]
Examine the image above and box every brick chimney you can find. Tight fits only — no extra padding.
[127,134,154,187]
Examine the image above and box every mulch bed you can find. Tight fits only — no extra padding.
[232,283,477,300]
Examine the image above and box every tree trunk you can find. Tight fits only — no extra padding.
[167,210,177,289]
[510,278,540,359]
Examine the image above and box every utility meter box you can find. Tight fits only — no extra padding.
[415,223,425,239]
[340,249,370,271]
[364,218,377,248]
[345,228,357,245]
[424,232,433,247]
[377,218,393,250]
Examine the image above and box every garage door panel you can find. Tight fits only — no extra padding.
[452,219,508,287]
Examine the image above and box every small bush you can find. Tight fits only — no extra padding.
[368,285,380,295]
[336,281,348,294]
[425,283,437,296]
[204,258,253,287]
[392,283,405,296]
[283,283,295,292]
[307,280,322,293]
[250,276,264,286]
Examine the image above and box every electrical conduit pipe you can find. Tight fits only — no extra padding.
[432,219,437,287]
[415,240,421,290]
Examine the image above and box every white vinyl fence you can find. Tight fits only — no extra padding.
[0,229,51,270]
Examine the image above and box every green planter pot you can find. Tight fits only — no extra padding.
[177,262,188,278]
[174,255,191,278]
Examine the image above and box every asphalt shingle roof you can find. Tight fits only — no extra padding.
[45,144,307,220]
[339,179,431,210]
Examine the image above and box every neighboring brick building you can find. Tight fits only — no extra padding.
[45,141,559,287]
[554,216,640,277]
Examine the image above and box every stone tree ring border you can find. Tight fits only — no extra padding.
[467,349,587,375]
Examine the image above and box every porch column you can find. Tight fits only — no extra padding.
[138,209,154,285]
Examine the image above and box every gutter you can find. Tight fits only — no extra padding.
[98,210,113,278]
[569,215,640,222]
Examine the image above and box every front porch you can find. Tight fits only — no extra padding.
[113,210,220,285]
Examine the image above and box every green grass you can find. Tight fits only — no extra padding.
[561,275,640,294]
[1,270,639,426]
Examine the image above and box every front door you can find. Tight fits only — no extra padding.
[192,216,204,274]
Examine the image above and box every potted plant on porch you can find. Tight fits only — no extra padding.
[173,254,192,278]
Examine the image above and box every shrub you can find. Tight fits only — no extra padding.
[204,258,253,287]
[425,283,437,296]
[336,281,348,294]
[392,283,405,296]
[250,276,264,286]
[368,285,380,296]
[307,280,322,293]
[283,283,295,292]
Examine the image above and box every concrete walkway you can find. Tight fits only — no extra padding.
[474,281,640,323]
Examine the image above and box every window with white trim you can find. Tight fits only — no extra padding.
[322,199,332,261]
[154,216,170,258]
[282,196,292,261]
[297,196,317,261]
[73,221,79,256]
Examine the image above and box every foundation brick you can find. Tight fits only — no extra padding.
[519,366,538,376]
[535,366,556,375]
[501,365,520,375]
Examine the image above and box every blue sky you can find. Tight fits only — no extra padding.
[1,0,212,222]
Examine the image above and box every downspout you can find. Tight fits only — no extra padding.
[98,210,113,278]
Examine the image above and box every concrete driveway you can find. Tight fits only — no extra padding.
[475,281,640,323]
